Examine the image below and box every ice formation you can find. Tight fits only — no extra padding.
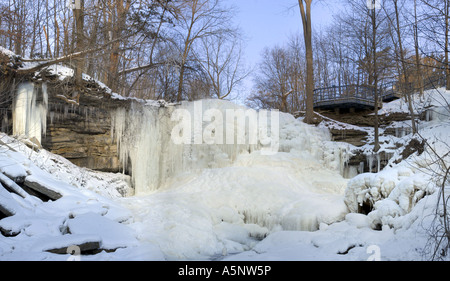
[111,98,354,195]
[12,82,48,145]
[111,99,283,194]
[344,164,435,229]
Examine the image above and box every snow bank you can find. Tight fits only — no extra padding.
[344,87,450,233]
[0,46,16,58]
[0,133,159,260]
[344,166,434,228]
[120,154,349,260]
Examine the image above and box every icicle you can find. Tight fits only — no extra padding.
[359,161,365,174]
[64,105,69,119]
[12,82,48,144]
[50,111,55,125]
[367,153,374,173]
[41,83,48,138]
[376,153,381,173]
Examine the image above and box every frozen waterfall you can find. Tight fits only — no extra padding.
[111,99,280,194]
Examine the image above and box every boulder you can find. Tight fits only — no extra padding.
[24,176,63,201]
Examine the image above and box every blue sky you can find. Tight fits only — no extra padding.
[227,0,339,98]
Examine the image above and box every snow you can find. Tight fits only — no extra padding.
[1,70,450,260]
[118,148,348,259]
[66,212,139,250]
[0,46,16,58]
[45,64,75,81]
[0,153,27,181]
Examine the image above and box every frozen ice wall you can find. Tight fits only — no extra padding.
[111,99,283,194]
[13,82,48,144]
[111,102,181,195]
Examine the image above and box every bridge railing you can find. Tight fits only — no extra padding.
[313,84,376,104]
[314,75,447,109]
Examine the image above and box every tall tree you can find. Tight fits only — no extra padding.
[420,0,450,90]
[384,0,417,134]
[103,0,132,93]
[248,38,306,114]
[298,0,315,124]
[73,0,85,99]
[413,0,424,97]
[197,31,249,100]
[371,2,381,152]
[174,0,232,102]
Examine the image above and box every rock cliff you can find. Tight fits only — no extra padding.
[0,49,131,173]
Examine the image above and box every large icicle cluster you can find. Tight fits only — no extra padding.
[12,82,48,145]
[111,99,270,194]
[111,102,182,194]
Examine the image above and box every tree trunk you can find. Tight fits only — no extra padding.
[298,0,315,124]
[74,0,84,97]
[446,0,450,90]
[414,0,424,97]
[392,0,417,134]
[104,0,131,94]
[177,14,195,102]
[177,64,186,101]
[372,6,380,153]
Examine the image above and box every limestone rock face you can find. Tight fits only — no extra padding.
[42,103,122,173]
[1,49,131,174]
[329,128,368,147]
[38,73,131,173]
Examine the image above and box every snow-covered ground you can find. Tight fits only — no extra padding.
[1,85,449,261]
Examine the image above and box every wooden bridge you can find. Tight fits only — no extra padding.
[314,76,447,113]
[313,82,401,112]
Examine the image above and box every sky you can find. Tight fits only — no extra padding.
[227,0,339,99]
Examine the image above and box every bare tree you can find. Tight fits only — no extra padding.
[73,0,84,102]
[419,0,450,90]
[383,0,417,134]
[197,31,249,100]
[174,0,233,102]
[298,0,315,124]
[413,0,424,97]
[248,43,305,114]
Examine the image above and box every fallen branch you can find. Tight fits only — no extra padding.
[16,36,128,75]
